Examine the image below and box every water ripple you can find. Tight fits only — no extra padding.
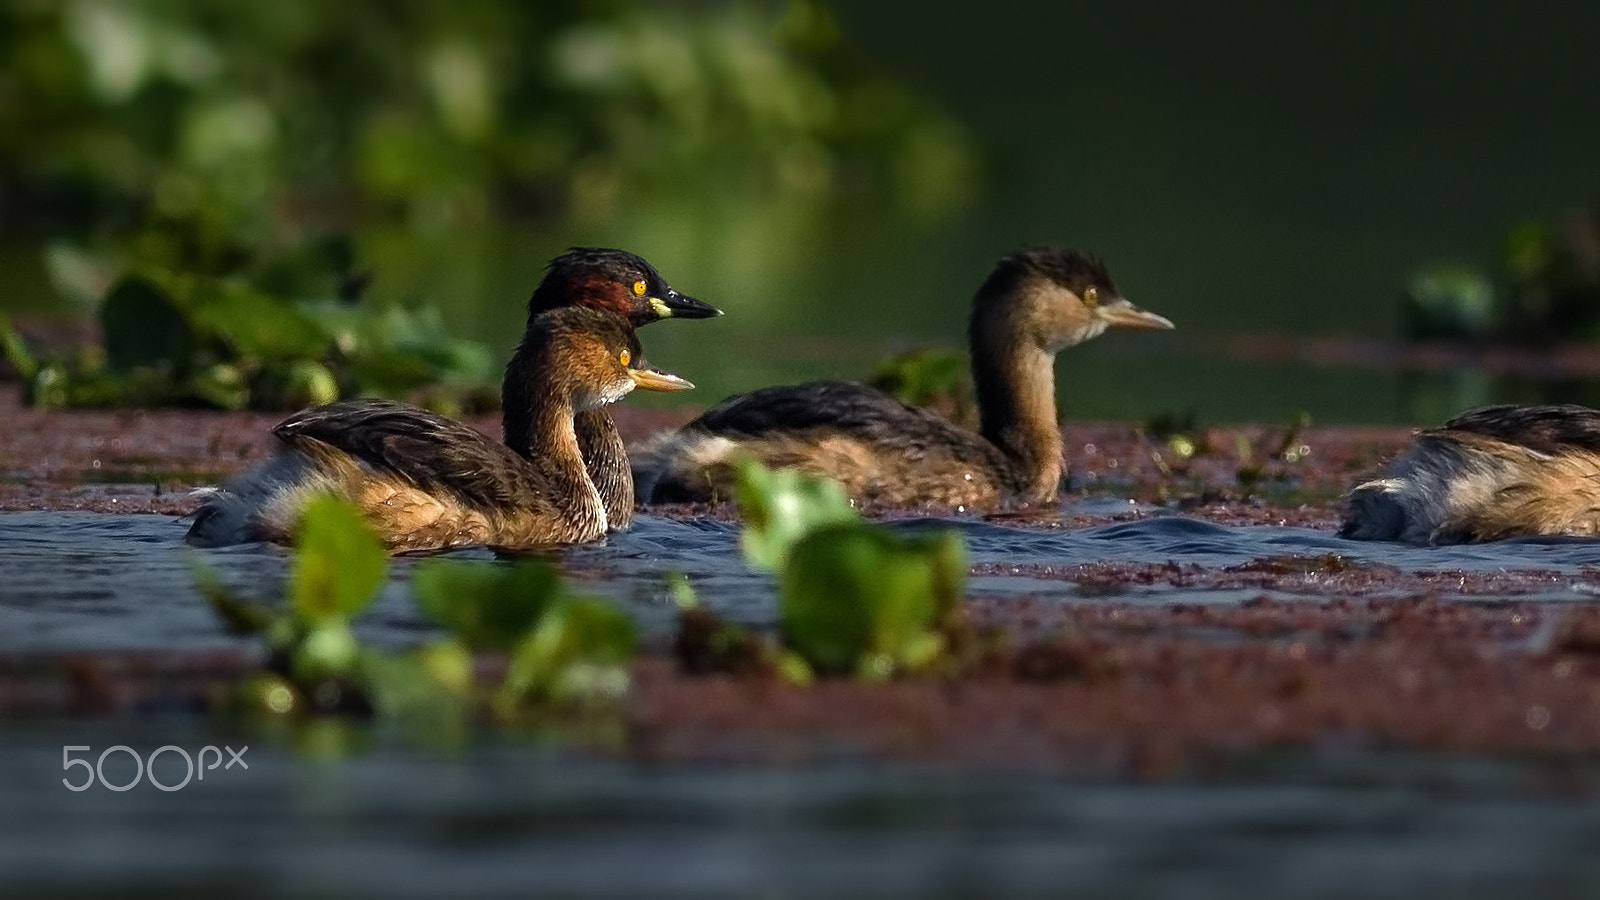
[3,510,1599,653]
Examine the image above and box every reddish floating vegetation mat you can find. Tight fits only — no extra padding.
[0,382,1405,526]
[11,383,1600,775]
[972,556,1599,603]
[5,598,1600,776]
[0,384,703,515]
[634,598,1600,774]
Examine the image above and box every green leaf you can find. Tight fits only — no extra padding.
[303,301,495,396]
[186,362,249,410]
[868,347,968,408]
[189,554,275,635]
[0,314,38,381]
[1401,265,1496,339]
[291,621,361,683]
[347,345,439,394]
[500,596,636,707]
[379,305,493,379]
[298,300,364,351]
[778,524,966,680]
[412,640,476,695]
[862,529,964,673]
[189,278,331,360]
[734,457,859,571]
[412,558,564,651]
[100,276,194,371]
[358,641,475,727]
[665,571,700,609]
[42,242,114,309]
[776,524,882,675]
[290,495,388,622]
[776,650,815,686]
[249,358,341,410]
[923,529,968,621]
[283,359,342,406]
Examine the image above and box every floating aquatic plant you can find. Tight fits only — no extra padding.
[411,559,564,653]
[778,523,966,681]
[733,455,860,571]
[193,495,391,715]
[411,558,636,714]
[675,459,971,683]
[194,496,636,725]
[1139,410,1312,498]
[497,595,636,712]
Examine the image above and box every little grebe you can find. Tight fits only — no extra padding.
[520,247,720,529]
[1341,403,1600,544]
[187,308,693,552]
[631,246,1175,509]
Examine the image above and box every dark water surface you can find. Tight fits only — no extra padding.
[6,509,1600,897]
[6,717,1600,899]
[6,509,1600,653]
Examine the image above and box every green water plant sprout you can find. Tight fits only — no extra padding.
[194,495,634,721]
[733,457,860,572]
[867,347,976,429]
[194,495,391,715]
[1139,411,1312,499]
[411,558,636,716]
[779,523,966,681]
[679,458,970,683]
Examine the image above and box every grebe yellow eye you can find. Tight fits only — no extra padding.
[632,280,647,297]
[619,348,631,366]
[1083,286,1099,306]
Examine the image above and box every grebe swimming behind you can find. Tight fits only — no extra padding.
[519,247,720,529]
[186,307,693,552]
[1340,403,1600,544]
[630,246,1175,510]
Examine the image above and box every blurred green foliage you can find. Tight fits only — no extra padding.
[1,225,495,409]
[732,454,858,570]
[413,557,636,713]
[0,0,975,407]
[1,0,974,240]
[1137,410,1312,504]
[1402,205,1600,343]
[1500,207,1600,342]
[1401,266,1496,341]
[193,494,391,715]
[778,523,965,681]
[676,458,970,683]
[866,346,975,428]
[194,496,635,723]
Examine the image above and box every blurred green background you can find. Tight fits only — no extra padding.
[4,0,1600,423]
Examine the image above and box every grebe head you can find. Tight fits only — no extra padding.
[529,308,695,414]
[971,246,1174,353]
[528,247,721,327]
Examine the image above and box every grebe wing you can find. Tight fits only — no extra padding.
[680,380,1009,474]
[1440,403,1600,454]
[274,399,539,507]
[689,381,954,441]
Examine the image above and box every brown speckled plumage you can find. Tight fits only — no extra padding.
[187,307,692,552]
[631,246,1174,510]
